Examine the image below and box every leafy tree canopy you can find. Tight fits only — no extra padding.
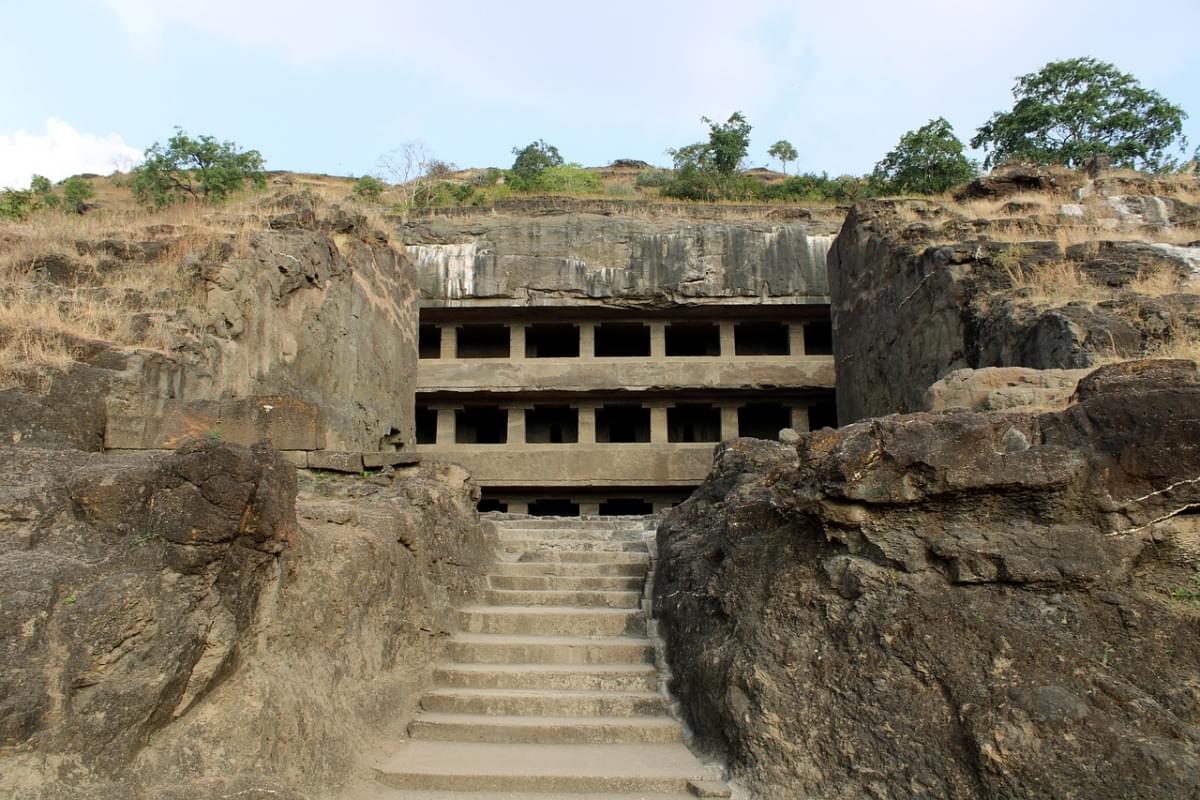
[662,112,754,201]
[701,112,751,176]
[510,140,564,183]
[872,117,977,195]
[767,140,798,174]
[132,128,266,207]
[971,57,1188,172]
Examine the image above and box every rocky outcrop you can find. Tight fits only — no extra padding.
[924,366,1091,412]
[401,202,841,307]
[829,175,1200,422]
[2,196,418,455]
[655,360,1200,800]
[0,442,489,799]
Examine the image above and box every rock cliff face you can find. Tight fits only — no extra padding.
[2,196,418,455]
[829,168,1200,422]
[401,200,841,306]
[0,441,489,799]
[655,360,1200,800]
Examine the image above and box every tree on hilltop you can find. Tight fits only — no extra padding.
[132,128,265,207]
[767,140,798,174]
[510,140,564,188]
[971,57,1188,172]
[663,112,754,201]
[872,118,976,195]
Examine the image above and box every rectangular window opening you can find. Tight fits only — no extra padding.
[456,324,510,358]
[455,405,508,444]
[526,323,580,358]
[665,321,720,357]
[735,321,790,356]
[418,324,442,359]
[595,404,651,443]
[529,498,580,517]
[477,496,508,513]
[667,404,721,443]
[594,322,650,357]
[737,402,791,440]
[525,405,579,444]
[804,320,834,355]
[598,498,654,515]
[808,398,839,431]
[415,405,437,444]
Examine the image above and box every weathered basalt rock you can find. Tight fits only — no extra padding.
[656,360,1200,800]
[2,198,418,455]
[401,202,841,307]
[830,186,1200,422]
[0,443,489,799]
[924,366,1091,412]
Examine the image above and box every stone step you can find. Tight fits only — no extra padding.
[408,713,682,744]
[487,574,645,591]
[483,589,642,609]
[491,561,648,578]
[496,527,646,542]
[446,634,654,665]
[373,742,718,794]
[433,663,658,692]
[458,606,646,637]
[368,791,700,800]
[495,518,652,530]
[498,539,649,554]
[420,688,669,717]
[513,551,650,565]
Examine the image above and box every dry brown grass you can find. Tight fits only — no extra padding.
[0,180,284,390]
[955,191,1060,220]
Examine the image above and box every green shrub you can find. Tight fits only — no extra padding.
[635,168,673,188]
[352,175,386,202]
[472,168,504,187]
[527,164,602,194]
[0,188,38,221]
[756,172,875,203]
[60,177,95,212]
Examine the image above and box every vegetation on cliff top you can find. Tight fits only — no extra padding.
[972,57,1190,172]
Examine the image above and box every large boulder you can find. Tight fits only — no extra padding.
[0,443,490,799]
[655,360,1200,800]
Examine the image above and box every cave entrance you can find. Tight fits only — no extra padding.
[804,320,834,355]
[526,323,580,358]
[668,403,721,442]
[665,321,720,356]
[415,405,437,444]
[594,322,650,357]
[525,405,579,444]
[735,321,789,355]
[528,498,580,517]
[456,324,510,358]
[808,398,838,431]
[598,498,654,515]
[455,406,507,444]
[419,324,442,359]
[596,404,651,443]
[738,402,790,440]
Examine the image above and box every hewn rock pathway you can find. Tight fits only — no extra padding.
[360,516,729,799]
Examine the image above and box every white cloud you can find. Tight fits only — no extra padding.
[0,118,142,190]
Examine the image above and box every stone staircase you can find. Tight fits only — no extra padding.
[363,516,729,799]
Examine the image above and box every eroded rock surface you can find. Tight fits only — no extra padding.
[2,196,418,454]
[829,170,1200,422]
[401,199,841,307]
[655,360,1200,800]
[0,442,489,799]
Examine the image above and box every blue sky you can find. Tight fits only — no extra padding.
[3,0,1199,188]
